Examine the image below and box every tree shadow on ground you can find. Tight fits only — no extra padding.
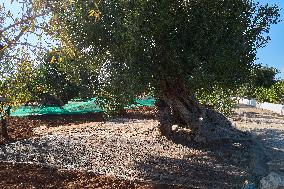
[244,112,280,120]
[135,108,251,187]
[244,128,284,187]
[0,162,174,189]
[162,128,284,187]
[133,108,274,188]
[25,112,105,127]
[134,154,247,189]
[0,162,78,188]
[0,113,105,144]
[111,106,157,122]
[249,128,284,161]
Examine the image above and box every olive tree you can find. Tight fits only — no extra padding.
[38,0,280,141]
[30,50,96,105]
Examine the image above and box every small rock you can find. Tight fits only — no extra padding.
[260,172,284,189]
[171,125,178,131]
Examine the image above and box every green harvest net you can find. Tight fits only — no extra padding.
[10,97,156,117]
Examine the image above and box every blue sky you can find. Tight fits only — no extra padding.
[256,0,284,79]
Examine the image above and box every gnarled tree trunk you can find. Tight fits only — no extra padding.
[157,78,244,143]
[156,99,173,137]
[157,78,206,138]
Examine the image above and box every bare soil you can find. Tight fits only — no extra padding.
[232,104,284,175]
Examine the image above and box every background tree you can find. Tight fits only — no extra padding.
[0,59,35,139]
[0,0,50,139]
[237,64,280,98]
[252,64,279,88]
[29,50,97,105]
[37,0,280,141]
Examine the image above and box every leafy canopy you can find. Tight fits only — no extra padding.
[35,0,281,112]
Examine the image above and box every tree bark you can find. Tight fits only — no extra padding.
[157,78,206,137]
[157,78,247,143]
[1,116,8,139]
[156,99,173,137]
[1,106,10,140]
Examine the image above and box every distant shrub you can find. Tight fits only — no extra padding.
[195,86,236,116]
[254,81,284,104]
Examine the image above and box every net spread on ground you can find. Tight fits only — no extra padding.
[10,98,156,117]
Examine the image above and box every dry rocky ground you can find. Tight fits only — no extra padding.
[232,104,284,166]
[0,105,283,188]
[232,105,284,188]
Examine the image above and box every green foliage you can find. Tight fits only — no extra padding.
[35,52,79,104]
[272,81,284,103]
[36,0,280,114]
[235,64,279,98]
[195,86,236,116]
[29,50,99,104]
[0,0,51,115]
[254,81,284,104]
[254,87,277,103]
[0,60,35,114]
[251,64,279,88]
